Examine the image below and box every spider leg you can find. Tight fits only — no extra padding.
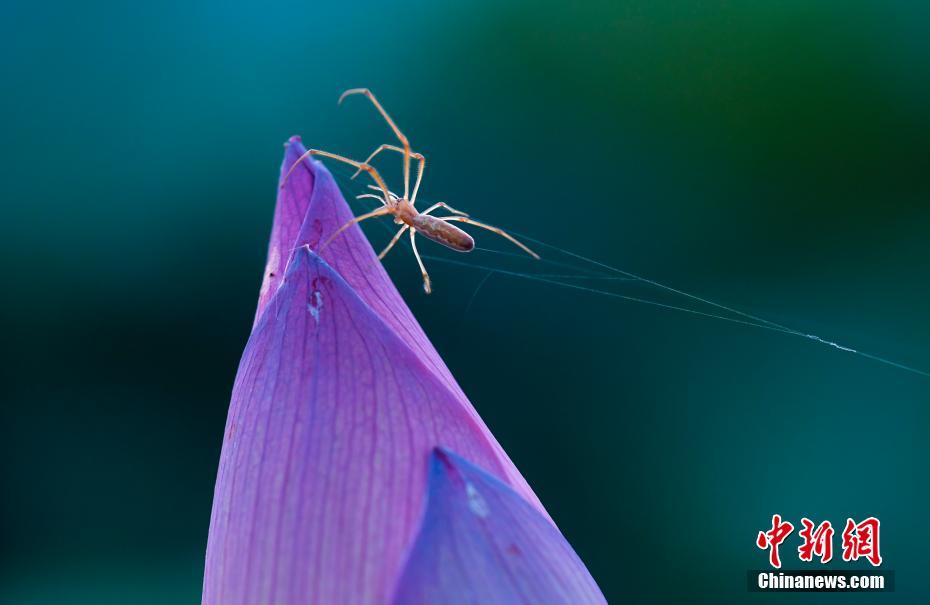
[321,207,392,250]
[284,149,393,206]
[339,89,413,200]
[354,145,427,204]
[367,184,400,202]
[439,216,540,259]
[420,202,468,217]
[408,228,432,294]
[379,224,409,260]
[356,193,389,205]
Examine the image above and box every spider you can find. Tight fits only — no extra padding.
[283,88,539,294]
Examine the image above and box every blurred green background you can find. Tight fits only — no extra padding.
[2,1,929,603]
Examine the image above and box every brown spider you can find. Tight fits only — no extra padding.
[283,88,539,294]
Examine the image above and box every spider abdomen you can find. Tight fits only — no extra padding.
[411,214,475,252]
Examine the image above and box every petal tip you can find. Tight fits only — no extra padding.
[392,448,607,605]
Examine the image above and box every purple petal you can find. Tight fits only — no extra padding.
[203,140,558,604]
[391,449,606,605]
[254,137,314,323]
[257,137,542,507]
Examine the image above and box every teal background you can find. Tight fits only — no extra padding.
[2,1,929,603]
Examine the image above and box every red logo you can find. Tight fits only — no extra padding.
[756,514,794,568]
[842,517,882,566]
[757,515,882,568]
[798,518,834,563]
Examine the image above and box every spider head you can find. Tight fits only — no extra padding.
[394,198,417,223]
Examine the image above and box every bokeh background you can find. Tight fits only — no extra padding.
[2,1,929,603]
